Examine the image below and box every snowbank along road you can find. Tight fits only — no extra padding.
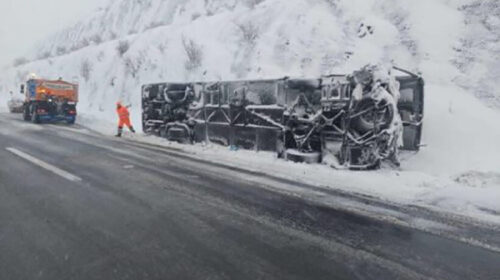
[0,112,499,280]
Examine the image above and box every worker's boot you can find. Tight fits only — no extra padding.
[130,126,136,133]
[115,127,123,137]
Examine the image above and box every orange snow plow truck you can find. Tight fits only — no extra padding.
[20,78,79,124]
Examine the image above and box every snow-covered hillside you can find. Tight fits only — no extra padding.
[0,0,499,219]
[3,0,499,101]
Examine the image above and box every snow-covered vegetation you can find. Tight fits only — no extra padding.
[0,0,499,222]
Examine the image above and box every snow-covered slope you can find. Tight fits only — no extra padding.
[454,0,500,107]
[0,0,499,211]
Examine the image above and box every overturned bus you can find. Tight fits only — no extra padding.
[141,66,424,169]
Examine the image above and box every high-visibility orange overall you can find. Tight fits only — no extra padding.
[116,103,135,137]
[117,105,132,129]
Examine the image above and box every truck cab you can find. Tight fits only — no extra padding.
[21,78,79,124]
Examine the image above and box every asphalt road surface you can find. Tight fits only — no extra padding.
[0,112,499,280]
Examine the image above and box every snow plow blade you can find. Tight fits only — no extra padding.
[142,67,424,170]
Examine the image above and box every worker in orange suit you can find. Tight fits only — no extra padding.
[115,101,135,137]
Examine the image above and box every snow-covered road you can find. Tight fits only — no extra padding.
[1,112,499,279]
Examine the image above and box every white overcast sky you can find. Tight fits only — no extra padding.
[0,0,105,68]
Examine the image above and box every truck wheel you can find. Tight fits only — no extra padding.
[285,149,321,163]
[351,99,393,134]
[23,105,31,121]
[31,107,40,124]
